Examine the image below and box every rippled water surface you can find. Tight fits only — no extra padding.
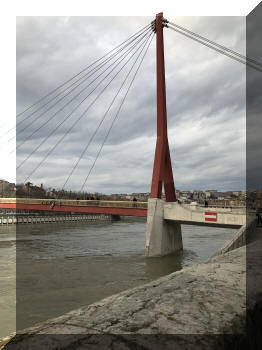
[0,217,237,337]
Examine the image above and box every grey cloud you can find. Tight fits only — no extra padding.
[16,16,246,193]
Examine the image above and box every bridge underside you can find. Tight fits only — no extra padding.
[170,220,242,229]
[0,203,147,217]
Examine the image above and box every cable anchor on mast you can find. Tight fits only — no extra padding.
[151,20,156,33]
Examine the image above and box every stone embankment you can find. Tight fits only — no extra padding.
[213,218,257,256]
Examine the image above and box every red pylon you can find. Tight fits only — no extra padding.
[150,12,176,202]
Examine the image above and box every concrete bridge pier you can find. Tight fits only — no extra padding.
[145,198,183,257]
[111,214,121,221]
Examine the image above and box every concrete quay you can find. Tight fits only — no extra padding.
[4,232,262,350]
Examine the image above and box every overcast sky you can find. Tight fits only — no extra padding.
[14,16,246,194]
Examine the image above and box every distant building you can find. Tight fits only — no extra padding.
[205,190,219,199]
[193,190,205,202]
[233,191,242,196]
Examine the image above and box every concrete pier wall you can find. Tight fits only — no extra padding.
[145,198,182,257]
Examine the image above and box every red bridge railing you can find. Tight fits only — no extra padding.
[0,198,148,217]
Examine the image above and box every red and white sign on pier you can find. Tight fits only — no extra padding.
[205,211,217,222]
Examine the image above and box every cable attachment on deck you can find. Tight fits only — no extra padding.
[151,20,156,33]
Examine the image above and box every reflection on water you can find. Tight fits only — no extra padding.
[0,217,237,336]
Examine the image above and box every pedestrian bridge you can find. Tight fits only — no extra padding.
[0,198,148,217]
[0,198,246,227]
[164,202,246,228]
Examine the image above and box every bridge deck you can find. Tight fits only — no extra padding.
[0,198,148,217]
[0,198,248,225]
[164,202,247,227]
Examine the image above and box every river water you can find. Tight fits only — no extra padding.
[0,217,237,338]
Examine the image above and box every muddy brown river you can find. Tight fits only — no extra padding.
[0,217,237,338]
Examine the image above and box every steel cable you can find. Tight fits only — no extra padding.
[12,25,151,135]
[80,34,155,193]
[14,29,151,151]
[20,32,152,183]
[15,23,151,119]
[60,33,154,192]
[18,32,151,171]
[168,20,262,69]
[168,25,262,72]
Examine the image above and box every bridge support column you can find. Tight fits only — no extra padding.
[146,198,182,257]
[111,214,121,221]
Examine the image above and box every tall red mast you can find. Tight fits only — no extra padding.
[150,12,176,202]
